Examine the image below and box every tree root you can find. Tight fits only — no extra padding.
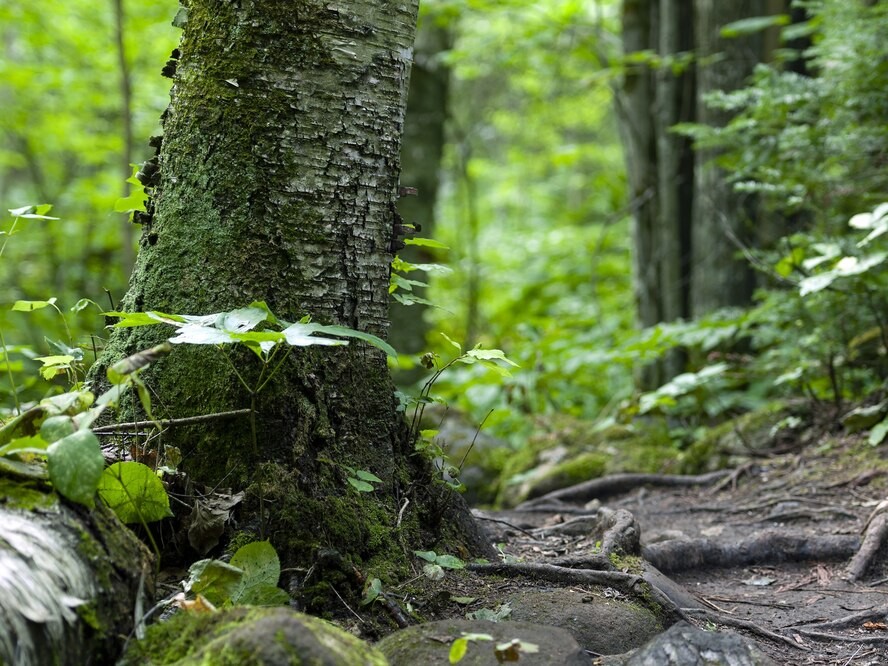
[790,602,888,632]
[642,530,860,573]
[683,608,808,652]
[517,470,731,508]
[847,513,888,582]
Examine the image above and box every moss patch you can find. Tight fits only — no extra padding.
[124,607,388,665]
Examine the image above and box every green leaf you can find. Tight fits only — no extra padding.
[231,330,285,357]
[449,638,468,664]
[414,550,438,562]
[39,415,76,443]
[104,311,183,328]
[8,204,59,220]
[435,554,466,570]
[720,14,789,38]
[46,430,105,508]
[34,355,75,380]
[301,323,397,358]
[404,237,449,249]
[465,347,519,366]
[347,477,375,492]
[12,298,57,312]
[361,577,384,605]
[281,323,349,348]
[355,469,382,484]
[236,583,290,606]
[97,461,173,523]
[217,307,270,333]
[869,420,888,447]
[0,434,49,457]
[186,559,244,606]
[168,324,235,345]
[230,541,281,590]
[440,332,462,352]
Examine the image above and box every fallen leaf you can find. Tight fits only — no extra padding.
[742,575,776,587]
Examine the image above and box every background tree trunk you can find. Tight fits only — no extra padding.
[690,0,774,317]
[389,21,451,385]
[93,0,490,608]
[618,0,790,387]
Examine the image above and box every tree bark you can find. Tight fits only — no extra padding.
[92,0,490,610]
[617,0,694,388]
[0,492,152,666]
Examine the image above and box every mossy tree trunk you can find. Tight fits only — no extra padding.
[94,0,489,609]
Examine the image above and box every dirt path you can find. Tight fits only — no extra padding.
[477,436,888,665]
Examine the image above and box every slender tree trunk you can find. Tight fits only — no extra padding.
[690,0,769,316]
[389,21,450,384]
[618,1,791,386]
[93,0,489,609]
[617,0,693,388]
[654,0,695,379]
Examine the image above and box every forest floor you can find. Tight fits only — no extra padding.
[451,431,888,665]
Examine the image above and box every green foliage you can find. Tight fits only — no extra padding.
[0,1,178,382]
[419,0,632,439]
[184,540,289,608]
[414,549,466,580]
[97,461,172,524]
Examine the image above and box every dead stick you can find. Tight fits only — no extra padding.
[91,409,251,434]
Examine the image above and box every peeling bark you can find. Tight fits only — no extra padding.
[0,497,152,665]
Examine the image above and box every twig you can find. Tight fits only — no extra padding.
[473,515,538,539]
[331,584,364,625]
[91,409,251,434]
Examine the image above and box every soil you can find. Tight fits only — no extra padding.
[458,433,888,665]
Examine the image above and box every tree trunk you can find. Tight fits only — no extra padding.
[0,492,152,666]
[93,0,490,610]
[389,21,451,385]
[618,1,790,386]
[617,0,694,388]
[690,0,770,317]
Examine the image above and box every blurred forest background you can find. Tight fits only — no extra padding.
[1,0,887,502]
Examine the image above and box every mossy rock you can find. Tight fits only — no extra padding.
[524,452,609,500]
[681,402,792,473]
[494,419,676,507]
[124,607,388,665]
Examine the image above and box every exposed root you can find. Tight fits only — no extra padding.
[791,603,888,632]
[791,628,888,645]
[847,513,888,582]
[516,470,732,508]
[642,530,860,573]
[684,608,809,652]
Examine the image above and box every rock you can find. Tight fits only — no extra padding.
[376,619,589,665]
[124,607,387,665]
[611,621,777,666]
[506,589,662,655]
